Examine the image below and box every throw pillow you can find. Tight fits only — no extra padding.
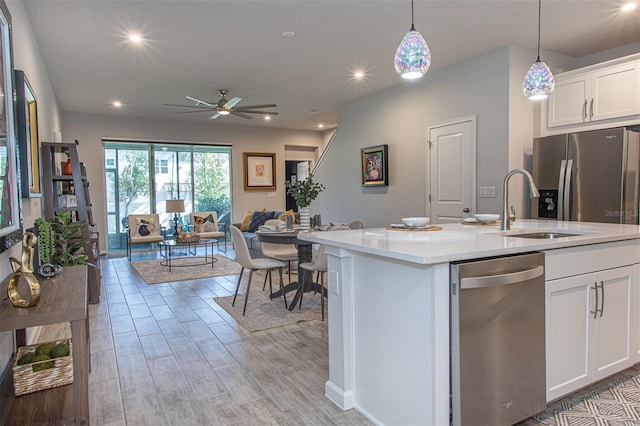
[278,209,296,222]
[194,214,216,224]
[195,221,216,233]
[135,218,156,237]
[240,210,253,231]
[248,210,275,233]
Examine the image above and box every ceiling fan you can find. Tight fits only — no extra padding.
[163,89,278,120]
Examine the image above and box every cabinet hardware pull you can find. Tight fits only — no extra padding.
[599,280,605,318]
[590,98,594,118]
[591,282,599,319]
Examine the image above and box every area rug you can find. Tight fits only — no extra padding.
[213,290,324,332]
[131,255,242,284]
[529,367,640,425]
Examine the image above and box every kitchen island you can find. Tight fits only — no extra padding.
[298,220,640,426]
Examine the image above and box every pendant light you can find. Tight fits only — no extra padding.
[394,0,431,80]
[522,0,555,100]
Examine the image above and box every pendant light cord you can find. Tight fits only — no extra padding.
[410,0,416,31]
[536,0,542,62]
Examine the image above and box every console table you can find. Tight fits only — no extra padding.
[0,266,89,425]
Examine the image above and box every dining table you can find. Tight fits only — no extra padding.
[255,229,321,311]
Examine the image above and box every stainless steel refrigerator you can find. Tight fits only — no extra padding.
[532,127,640,224]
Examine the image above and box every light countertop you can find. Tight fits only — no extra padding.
[297,220,640,265]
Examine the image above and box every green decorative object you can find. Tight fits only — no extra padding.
[35,210,90,268]
[284,174,325,208]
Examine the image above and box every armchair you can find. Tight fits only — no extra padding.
[189,211,227,252]
[126,214,165,260]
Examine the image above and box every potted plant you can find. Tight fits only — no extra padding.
[284,174,325,229]
[35,210,91,270]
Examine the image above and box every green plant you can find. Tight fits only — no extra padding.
[284,174,325,208]
[35,211,90,267]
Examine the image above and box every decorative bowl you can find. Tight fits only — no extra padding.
[401,217,430,227]
[474,213,500,223]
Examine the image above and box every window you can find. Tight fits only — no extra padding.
[103,141,232,251]
[155,158,168,174]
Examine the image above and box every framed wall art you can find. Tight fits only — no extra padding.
[15,69,40,197]
[361,144,388,186]
[0,0,24,253]
[243,152,276,190]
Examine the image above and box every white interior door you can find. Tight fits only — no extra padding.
[427,117,475,224]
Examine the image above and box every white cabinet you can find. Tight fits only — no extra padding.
[547,59,640,128]
[546,265,635,402]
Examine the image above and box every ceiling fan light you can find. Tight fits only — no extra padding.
[522,60,555,100]
[394,29,431,79]
[218,109,230,115]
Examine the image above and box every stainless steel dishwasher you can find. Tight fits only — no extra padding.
[450,252,546,426]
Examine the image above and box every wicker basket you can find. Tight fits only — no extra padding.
[177,233,200,243]
[12,339,73,396]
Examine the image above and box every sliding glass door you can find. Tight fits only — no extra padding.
[104,141,232,251]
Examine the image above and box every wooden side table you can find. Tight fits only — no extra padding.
[0,266,89,425]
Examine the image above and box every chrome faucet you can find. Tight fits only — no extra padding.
[501,169,540,230]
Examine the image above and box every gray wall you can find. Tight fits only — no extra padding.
[312,48,513,227]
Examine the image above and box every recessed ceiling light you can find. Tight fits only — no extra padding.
[128,33,143,43]
[112,101,122,108]
[318,123,324,129]
[354,71,365,79]
[264,115,272,121]
[621,2,637,11]
[282,31,295,38]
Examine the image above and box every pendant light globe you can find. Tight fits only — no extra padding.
[394,28,431,79]
[394,0,430,80]
[523,59,555,100]
[523,0,555,100]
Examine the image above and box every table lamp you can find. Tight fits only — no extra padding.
[165,199,185,236]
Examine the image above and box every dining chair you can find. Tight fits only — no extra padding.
[260,220,298,284]
[230,226,287,315]
[299,244,328,320]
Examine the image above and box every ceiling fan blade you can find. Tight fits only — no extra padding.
[230,111,253,119]
[224,97,242,109]
[234,110,279,115]
[186,96,215,107]
[174,110,215,115]
[233,104,278,110]
[210,112,221,120]
[163,103,216,110]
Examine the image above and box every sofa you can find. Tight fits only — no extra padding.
[233,209,294,258]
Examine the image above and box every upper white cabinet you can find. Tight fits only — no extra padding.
[547,56,640,129]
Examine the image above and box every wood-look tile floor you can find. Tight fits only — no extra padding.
[49,249,372,425]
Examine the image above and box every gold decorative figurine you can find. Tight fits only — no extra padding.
[7,232,41,307]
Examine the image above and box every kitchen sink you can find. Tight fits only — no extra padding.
[489,228,593,239]
[506,231,583,239]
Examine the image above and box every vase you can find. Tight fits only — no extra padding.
[299,206,311,230]
[62,159,73,175]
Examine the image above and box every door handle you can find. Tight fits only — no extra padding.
[599,280,605,318]
[564,159,573,220]
[558,160,566,221]
[460,265,544,289]
[591,282,599,319]
[462,208,470,213]
[590,281,605,319]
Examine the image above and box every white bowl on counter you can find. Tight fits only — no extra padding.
[401,217,430,227]
[474,213,500,223]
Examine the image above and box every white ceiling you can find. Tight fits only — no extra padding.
[22,0,640,132]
